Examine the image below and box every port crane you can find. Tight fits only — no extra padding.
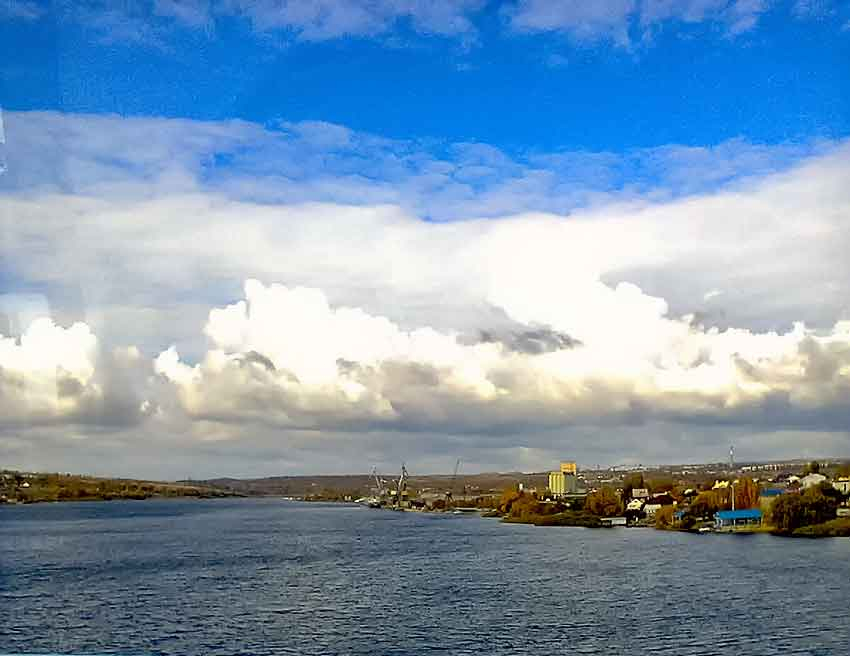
[393,464,409,510]
[367,466,386,508]
[371,466,385,495]
[445,458,461,508]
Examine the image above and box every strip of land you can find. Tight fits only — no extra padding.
[1,471,240,503]
[3,459,849,538]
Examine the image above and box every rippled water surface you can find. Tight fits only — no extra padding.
[2,498,849,655]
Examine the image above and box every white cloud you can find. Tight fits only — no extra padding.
[40,0,485,46]
[228,0,486,39]
[508,0,775,44]
[703,289,723,301]
[0,318,100,422]
[6,0,841,49]
[2,110,850,472]
[508,0,637,46]
[147,280,850,442]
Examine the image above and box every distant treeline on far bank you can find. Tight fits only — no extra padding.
[1,470,239,504]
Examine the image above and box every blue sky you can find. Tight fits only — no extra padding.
[2,0,848,152]
[1,1,850,477]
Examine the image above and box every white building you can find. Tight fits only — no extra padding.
[833,478,850,495]
[800,473,828,489]
[626,498,644,512]
[643,502,662,517]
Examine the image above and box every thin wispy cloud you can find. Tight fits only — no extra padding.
[5,0,846,48]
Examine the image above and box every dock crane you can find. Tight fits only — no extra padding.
[367,466,385,508]
[393,464,409,510]
[445,458,461,508]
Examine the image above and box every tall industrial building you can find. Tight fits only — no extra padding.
[549,461,578,497]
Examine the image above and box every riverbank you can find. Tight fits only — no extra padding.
[1,471,239,505]
[775,518,850,538]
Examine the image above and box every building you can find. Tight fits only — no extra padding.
[559,461,577,475]
[626,498,644,512]
[643,502,662,518]
[600,516,627,527]
[548,470,578,497]
[631,487,649,500]
[833,478,850,495]
[548,461,578,497]
[643,494,676,518]
[714,508,762,532]
[800,473,828,489]
[758,488,784,512]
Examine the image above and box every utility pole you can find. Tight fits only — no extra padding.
[731,481,736,512]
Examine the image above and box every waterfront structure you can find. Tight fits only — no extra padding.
[714,509,762,532]
[600,517,627,527]
[548,461,578,498]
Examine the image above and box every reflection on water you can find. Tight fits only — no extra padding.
[1,498,849,655]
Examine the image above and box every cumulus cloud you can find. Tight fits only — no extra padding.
[2,109,850,472]
[0,317,154,429]
[151,280,850,438]
[0,318,98,423]
[1,111,849,348]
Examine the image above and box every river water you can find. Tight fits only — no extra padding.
[1,498,849,655]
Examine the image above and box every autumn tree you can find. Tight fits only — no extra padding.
[769,483,839,533]
[622,473,645,500]
[586,487,623,517]
[498,486,523,514]
[654,505,675,528]
[734,477,760,509]
[689,490,723,518]
[647,478,674,494]
[803,461,821,475]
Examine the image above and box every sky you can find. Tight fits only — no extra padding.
[0,0,849,478]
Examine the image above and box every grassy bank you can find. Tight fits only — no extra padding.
[780,518,850,538]
[501,510,602,528]
[1,471,237,504]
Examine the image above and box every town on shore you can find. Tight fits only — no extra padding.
[3,455,849,538]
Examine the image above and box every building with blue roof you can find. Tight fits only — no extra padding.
[759,488,785,497]
[759,488,786,513]
[714,508,763,532]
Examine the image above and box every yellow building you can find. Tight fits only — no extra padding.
[549,462,578,497]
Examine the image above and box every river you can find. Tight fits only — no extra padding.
[2,498,849,655]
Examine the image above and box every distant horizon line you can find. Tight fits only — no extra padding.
[5,456,849,483]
